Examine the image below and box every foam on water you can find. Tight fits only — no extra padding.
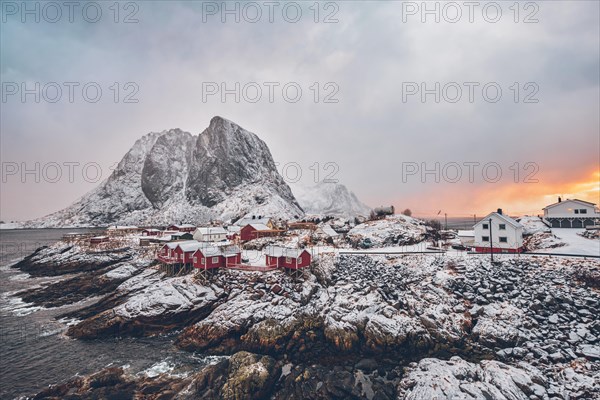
[141,360,177,378]
[1,296,43,316]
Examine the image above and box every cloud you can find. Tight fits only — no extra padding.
[1,1,598,220]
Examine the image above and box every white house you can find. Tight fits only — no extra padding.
[543,198,600,228]
[457,230,475,247]
[473,209,524,253]
[193,227,228,242]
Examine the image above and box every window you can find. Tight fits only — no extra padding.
[482,223,489,229]
[201,258,205,264]
[286,257,292,263]
[580,209,588,214]
[499,224,506,230]
[482,236,489,242]
[575,209,579,214]
[212,257,219,263]
[193,257,197,263]
[499,237,507,243]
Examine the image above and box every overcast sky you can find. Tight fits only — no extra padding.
[1,0,599,221]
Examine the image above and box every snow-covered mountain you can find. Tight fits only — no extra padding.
[27,117,304,227]
[290,181,371,218]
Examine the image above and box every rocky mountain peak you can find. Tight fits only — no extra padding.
[27,117,304,227]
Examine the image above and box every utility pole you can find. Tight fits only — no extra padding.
[489,218,494,263]
[444,213,448,230]
[473,214,476,226]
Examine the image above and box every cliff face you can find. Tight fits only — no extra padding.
[27,117,304,227]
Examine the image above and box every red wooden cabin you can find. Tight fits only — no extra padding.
[192,245,241,269]
[90,236,109,245]
[264,246,311,270]
[167,224,196,233]
[240,223,283,241]
[141,228,161,236]
[157,241,199,264]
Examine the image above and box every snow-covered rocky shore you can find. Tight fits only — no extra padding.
[11,242,600,399]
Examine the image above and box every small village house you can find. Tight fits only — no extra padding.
[264,245,311,269]
[193,227,228,242]
[106,226,140,236]
[192,244,242,270]
[167,224,196,233]
[139,237,153,247]
[543,198,600,228]
[240,223,284,241]
[157,241,188,264]
[175,241,206,265]
[457,230,475,247]
[288,222,317,230]
[156,240,204,275]
[234,216,274,229]
[63,232,96,242]
[141,228,161,236]
[169,232,194,241]
[90,236,109,245]
[226,225,241,240]
[473,209,523,253]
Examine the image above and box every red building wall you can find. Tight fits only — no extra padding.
[296,251,311,268]
[193,251,223,269]
[474,246,522,254]
[240,225,256,241]
[225,254,241,266]
[265,251,311,269]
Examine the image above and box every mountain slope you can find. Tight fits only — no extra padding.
[290,181,371,218]
[28,117,304,227]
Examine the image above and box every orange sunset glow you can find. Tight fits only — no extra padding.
[398,169,600,218]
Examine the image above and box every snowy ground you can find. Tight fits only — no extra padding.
[536,229,600,256]
[0,222,22,230]
[518,216,551,235]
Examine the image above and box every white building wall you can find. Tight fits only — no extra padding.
[544,201,598,218]
[193,230,227,242]
[473,215,523,250]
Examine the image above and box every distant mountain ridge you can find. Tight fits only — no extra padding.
[27,117,304,227]
[290,181,371,218]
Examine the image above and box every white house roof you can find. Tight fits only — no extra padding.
[107,225,138,230]
[235,217,272,227]
[177,241,207,253]
[195,227,228,235]
[221,245,241,256]
[457,230,475,237]
[543,198,597,210]
[227,226,241,233]
[247,223,270,231]
[91,235,109,239]
[171,224,196,228]
[475,212,523,229]
[163,240,196,249]
[194,245,221,257]
[171,231,192,236]
[193,244,240,257]
[142,228,161,232]
[264,245,308,258]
